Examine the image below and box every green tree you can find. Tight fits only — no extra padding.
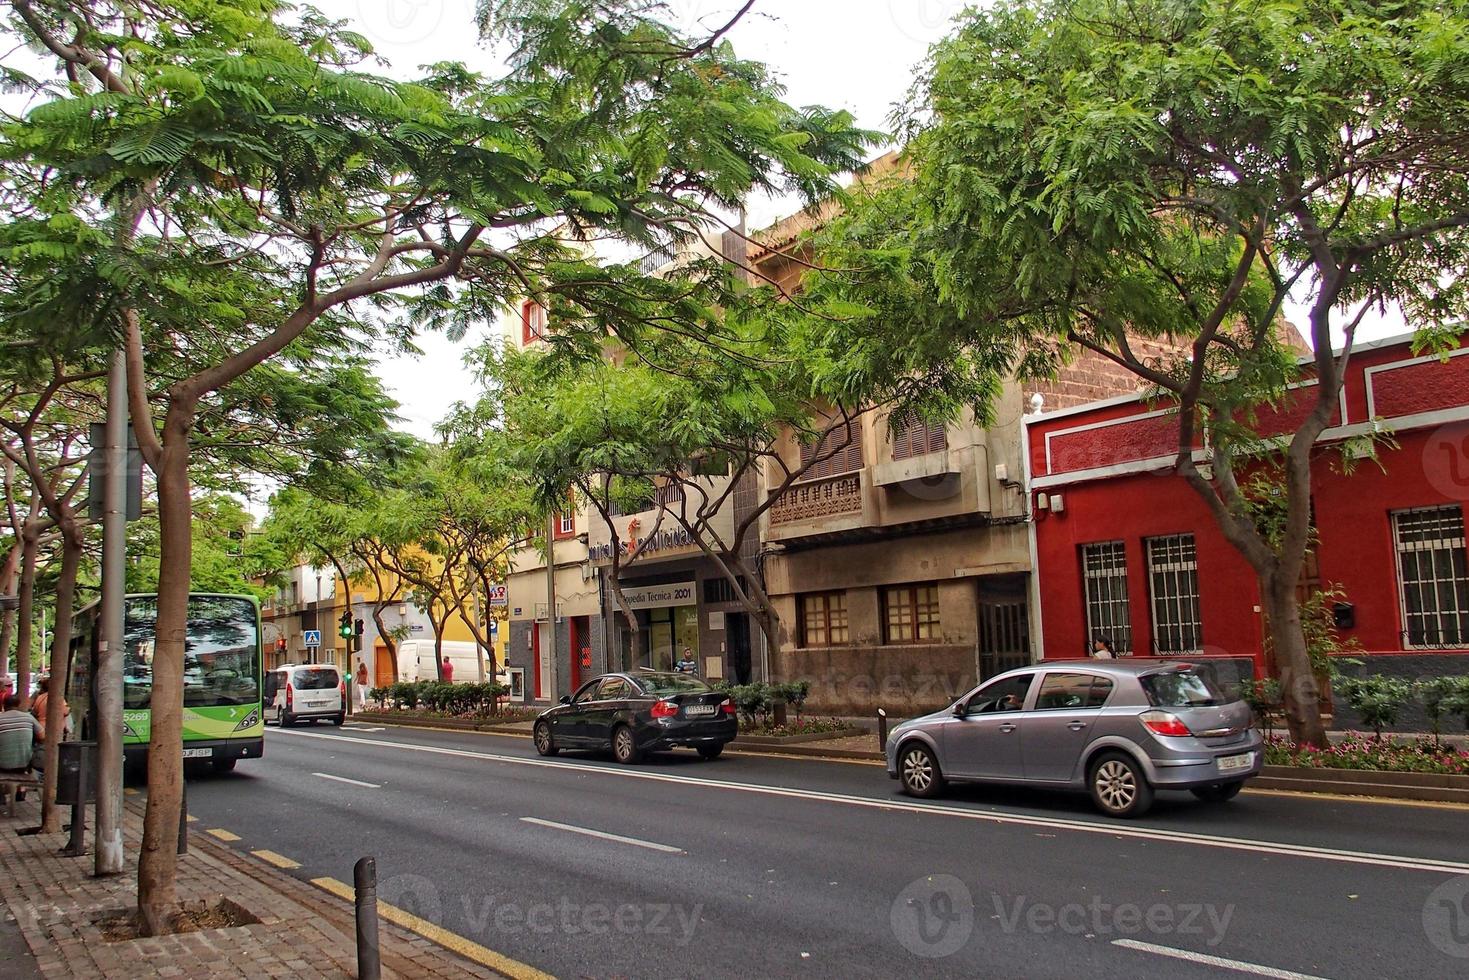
[5,0,868,930]
[894,0,1469,746]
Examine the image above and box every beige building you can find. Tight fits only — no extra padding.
[748,181,1160,715]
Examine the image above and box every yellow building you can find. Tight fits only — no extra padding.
[261,560,508,688]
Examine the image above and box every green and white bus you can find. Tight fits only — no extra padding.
[70,593,265,773]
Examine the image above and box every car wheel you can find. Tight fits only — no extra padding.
[533,721,559,757]
[697,744,724,761]
[279,711,293,728]
[612,725,642,765]
[897,742,945,799]
[1191,781,1244,803]
[210,758,237,774]
[332,713,345,727]
[1089,752,1154,818]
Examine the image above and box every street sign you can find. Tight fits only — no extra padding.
[303,630,322,648]
[488,584,508,607]
[86,422,143,521]
[489,619,499,635]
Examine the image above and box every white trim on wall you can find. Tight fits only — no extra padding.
[1363,345,1469,421]
[1042,406,1180,475]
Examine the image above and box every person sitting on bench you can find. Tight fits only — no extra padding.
[0,691,44,800]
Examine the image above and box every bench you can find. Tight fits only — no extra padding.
[0,773,40,817]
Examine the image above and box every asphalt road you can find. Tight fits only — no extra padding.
[178,723,1469,979]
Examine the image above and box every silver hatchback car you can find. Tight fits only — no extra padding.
[885,660,1263,817]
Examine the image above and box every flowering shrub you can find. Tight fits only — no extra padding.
[1265,733,1469,776]
[750,717,853,737]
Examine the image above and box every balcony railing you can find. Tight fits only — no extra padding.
[770,473,863,526]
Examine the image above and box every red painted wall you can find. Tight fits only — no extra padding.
[1028,334,1469,669]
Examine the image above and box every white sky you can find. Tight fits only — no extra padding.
[319,0,971,436]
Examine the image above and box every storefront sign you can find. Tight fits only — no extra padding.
[589,526,696,561]
[618,581,696,610]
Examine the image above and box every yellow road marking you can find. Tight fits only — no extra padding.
[1242,787,1469,810]
[251,849,300,869]
[186,815,198,823]
[727,748,885,767]
[206,828,241,842]
[311,877,554,980]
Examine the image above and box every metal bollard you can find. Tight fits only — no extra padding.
[354,857,382,980]
[877,708,888,751]
[176,779,187,856]
[62,742,89,857]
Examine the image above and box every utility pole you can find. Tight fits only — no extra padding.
[545,514,558,702]
[472,587,487,683]
[94,349,127,876]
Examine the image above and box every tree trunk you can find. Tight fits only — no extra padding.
[137,406,195,936]
[39,529,82,834]
[0,543,19,674]
[1262,575,1327,747]
[432,615,446,681]
[15,515,40,710]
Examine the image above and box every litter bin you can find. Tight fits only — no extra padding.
[57,740,98,806]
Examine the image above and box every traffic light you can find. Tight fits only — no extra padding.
[338,610,353,639]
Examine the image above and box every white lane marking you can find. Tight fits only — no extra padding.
[342,726,385,732]
[519,817,683,854]
[271,729,1469,876]
[311,772,381,789]
[1112,939,1334,979]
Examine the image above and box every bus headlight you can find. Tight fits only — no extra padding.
[232,709,260,732]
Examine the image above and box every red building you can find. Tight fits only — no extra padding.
[1024,331,1469,705]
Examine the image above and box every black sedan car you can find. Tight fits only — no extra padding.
[533,671,738,763]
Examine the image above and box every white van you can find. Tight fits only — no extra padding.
[397,640,504,685]
[264,663,345,727]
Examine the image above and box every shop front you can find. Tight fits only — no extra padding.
[609,579,699,673]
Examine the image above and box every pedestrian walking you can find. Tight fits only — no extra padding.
[1091,635,1117,659]
[441,656,454,683]
[355,660,369,708]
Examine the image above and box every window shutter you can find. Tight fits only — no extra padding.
[800,420,863,479]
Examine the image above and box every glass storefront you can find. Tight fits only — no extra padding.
[616,603,700,672]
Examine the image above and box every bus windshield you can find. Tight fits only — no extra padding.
[123,596,261,709]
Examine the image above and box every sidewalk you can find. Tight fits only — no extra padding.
[0,796,506,979]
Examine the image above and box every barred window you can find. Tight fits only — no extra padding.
[891,414,947,460]
[800,419,863,480]
[799,592,849,648]
[1146,534,1202,653]
[883,584,941,644]
[1394,506,1469,649]
[1081,541,1132,654]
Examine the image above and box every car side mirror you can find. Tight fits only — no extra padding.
[952,702,967,718]
[558,695,572,706]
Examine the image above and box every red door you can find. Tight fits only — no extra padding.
[531,624,541,700]
[568,617,581,691]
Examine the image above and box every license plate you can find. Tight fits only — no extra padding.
[181,747,213,759]
[684,704,717,717]
[1217,752,1252,772]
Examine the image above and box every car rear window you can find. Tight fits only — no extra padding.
[634,673,710,696]
[293,667,340,690]
[1140,667,1226,707]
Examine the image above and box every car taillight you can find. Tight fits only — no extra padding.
[650,700,679,719]
[1140,710,1192,737]
[286,685,293,708]
[721,700,736,715]
[339,680,346,702]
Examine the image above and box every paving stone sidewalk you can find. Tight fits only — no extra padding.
[0,796,505,979]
